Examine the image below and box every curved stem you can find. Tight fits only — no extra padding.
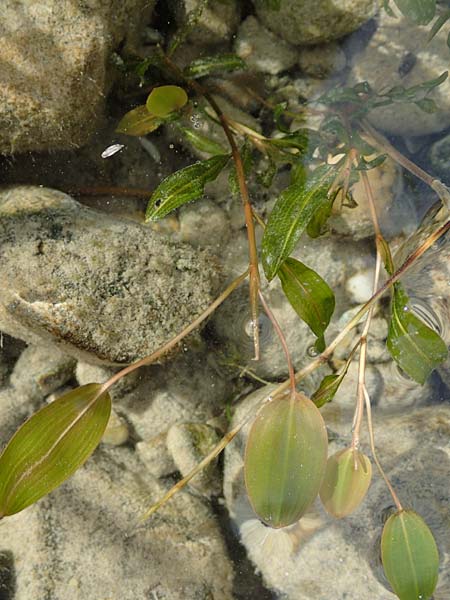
[161,52,261,360]
[258,290,296,396]
[363,386,403,511]
[99,270,248,395]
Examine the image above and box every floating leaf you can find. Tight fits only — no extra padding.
[0,384,111,517]
[244,392,328,528]
[261,164,337,280]
[176,125,228,156]
[116,105,162,136]
[320,448,372,518]
[387,283,448,384]
[381,510,439,600]
[184,54,247,79]
[146,85,188,117]
[146,154,230,220]
[393,0,436,25]
[278,258,335,346]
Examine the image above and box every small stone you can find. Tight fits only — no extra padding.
[167,422,222,496]
[75,361,141,400]
[349,6,450,136]
[178,199,230,250]
[298,42,346,78]
[346,269,376,304]
[10,344,76,403]
[168,0,240,45]
[235,16,298,75]
[252,0,377,45]
[102,409,129,445]
[136,434,176,479]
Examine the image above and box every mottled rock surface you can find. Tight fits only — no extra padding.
[0,186,221,365]
[0,0,154,154]
[252,0,377,45]
[0,444,234,600]
[168,0,240,45]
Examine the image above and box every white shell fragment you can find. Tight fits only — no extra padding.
[101,143,125,158]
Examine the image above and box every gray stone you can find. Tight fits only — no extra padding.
[0,186,220,366]
[298,42,347,78]
[349,6,450,136]
[235,16,298,75]
[178,199,231,250]
[0,444,234,599]
[224,389,450,599]
[10,344,76,403]
[136,434,176,478]
[168,0,240,45]
[0,0,154,154]
[167,422,222,496]
[252,0,377,45]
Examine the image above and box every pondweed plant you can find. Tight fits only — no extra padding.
[1,1,449,598]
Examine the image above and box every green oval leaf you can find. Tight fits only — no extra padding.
[319,448,372,518]
[381,510,439,600]
[387,283,448,384]
[116,105,163,136]
[184,54,247,79]
[244,392,328,528]
[278,257,335,345]
[0,384,111,517]
[146,85,188,117]
[145,154,230,220]
[393,0,436,25]
[261,164,337,280]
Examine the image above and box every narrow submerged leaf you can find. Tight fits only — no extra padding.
[428,10,450,42]
[245,392,328,529]
[262,164,337,280]
[393,0,436,25]
[145,154,230,220]
[311,360,351,408]
[0,384,111,517]
[320,448,372,518]
[381,510,439,600]
[184,54,247,79]
[176,125,227,156]
[387,283,448,384]
[116,105,162,136]
[146,85,188,117]
[278,258,335,343]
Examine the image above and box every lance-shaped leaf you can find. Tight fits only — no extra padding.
[146,85,188,117]
[176,125,227,156]
[320,448,372,518]
[311,359,352,408]
[145,154,230,220]
[381,510,439,600]
[393,0,436,25]
[184,54,247,79]
[278,258,335,347]
[245,392,328,529]
[0,384,111,517]
[116,105,163,136]
[387,283,448,384]
[262,164,336,280]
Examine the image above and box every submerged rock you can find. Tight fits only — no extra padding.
[349,5,450,136]
[0,444,234,599]
[168,0,240,45]
[0,0,154,154]
[0,186,220,365]
[252,0,377,46]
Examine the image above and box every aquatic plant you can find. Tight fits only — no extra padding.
[0,1,449,597]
